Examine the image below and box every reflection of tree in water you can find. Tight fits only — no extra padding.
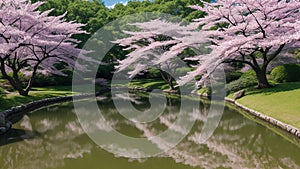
[0,96,299,169]
[96,95,300,168]
[157,107,300,169]
[0,109,93,169]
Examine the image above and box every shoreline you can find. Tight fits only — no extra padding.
[1,87,299,140]
[225,97,300,139]
[0,88,110,135]
[0,94,89,135]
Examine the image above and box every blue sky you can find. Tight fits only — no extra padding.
[103,0,129,7]
[103,0,216,8]
[103,0,154,8]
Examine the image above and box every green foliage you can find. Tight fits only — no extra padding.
[227,70,257,92]
[198,87,211,96]
[7,72,27,87]
[33,69,73,87]
[0,87,5,98]
[226,71,243,83]
[7,72,26,82]
[271,64,300,83]
[33,73,56,87]
[97,63,115,79]
[295,49,300,59]
[142,68,162,79]
[53,69,73,86]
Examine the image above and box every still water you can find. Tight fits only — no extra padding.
[0,93,299,169]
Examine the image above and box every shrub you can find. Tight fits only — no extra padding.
[33,73,57,87]
[227,70,257,92]
[97,63,115,79]
[226,71,243,83]
[0,87,5,98]
[271,64,300,83]
[198,87,212,96]
[52,69,73,86]
[143,68,162,79]
[33,69,73,87]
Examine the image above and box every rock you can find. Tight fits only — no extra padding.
[0,127,7,134]
[0,113,5,127]
[0,121,12,135]
[234,90,245,100]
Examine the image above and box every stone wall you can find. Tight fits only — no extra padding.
[225,97,300,139]
[0,88,110,135]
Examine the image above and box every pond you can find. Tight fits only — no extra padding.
[0,93,299,169]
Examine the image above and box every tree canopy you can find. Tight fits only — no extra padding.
[0,0,87,95]
[114,0,300,89]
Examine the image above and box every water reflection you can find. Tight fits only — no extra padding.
[0,128,37,147]
[0,105,93,169]
[0,94,299,169]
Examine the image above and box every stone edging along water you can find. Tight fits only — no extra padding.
[225,97,300,139]
[0,94,88,135]
[0,88,110,135]
[119,87,300,139]
[1,87,299,139]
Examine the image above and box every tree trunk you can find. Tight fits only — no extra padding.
[18,89,29,96]
[0,61,30,96]
[254,69,270,89]
[168,78,175,90]
[160,70,175,91]
[7,76,29,96]
[5,77,28,96]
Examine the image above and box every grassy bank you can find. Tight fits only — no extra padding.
[229,82,300,129]
[111,79,170,90]
[1,79,299,131]
[116,79,300,129]
[0,86,73,111]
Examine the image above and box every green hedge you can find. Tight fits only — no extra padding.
[227,70,257,92]
[33,69,73,87]
[271,64,300,83]
[226,71,243,83]
[33,73,57,87]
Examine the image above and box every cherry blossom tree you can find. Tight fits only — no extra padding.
[0,0,87,96]
[186,0,300,88]
[113,19,207,90]
[114,0,300,89]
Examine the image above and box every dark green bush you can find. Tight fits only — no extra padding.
[52,69,73,86]
[227,70,257,92]
[97,63,115,79]
[271,64,300,83]
[33,69,73,87]
[0,87,5,98]
[143,68,161,79]
[226,71,243,83]
[33,73,57,87]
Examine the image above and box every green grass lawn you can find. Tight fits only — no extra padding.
[2,78,299,131]
[129,79,170,90]
[230,82,300,129]
[111,79,170,90]
[0,86,73,111]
